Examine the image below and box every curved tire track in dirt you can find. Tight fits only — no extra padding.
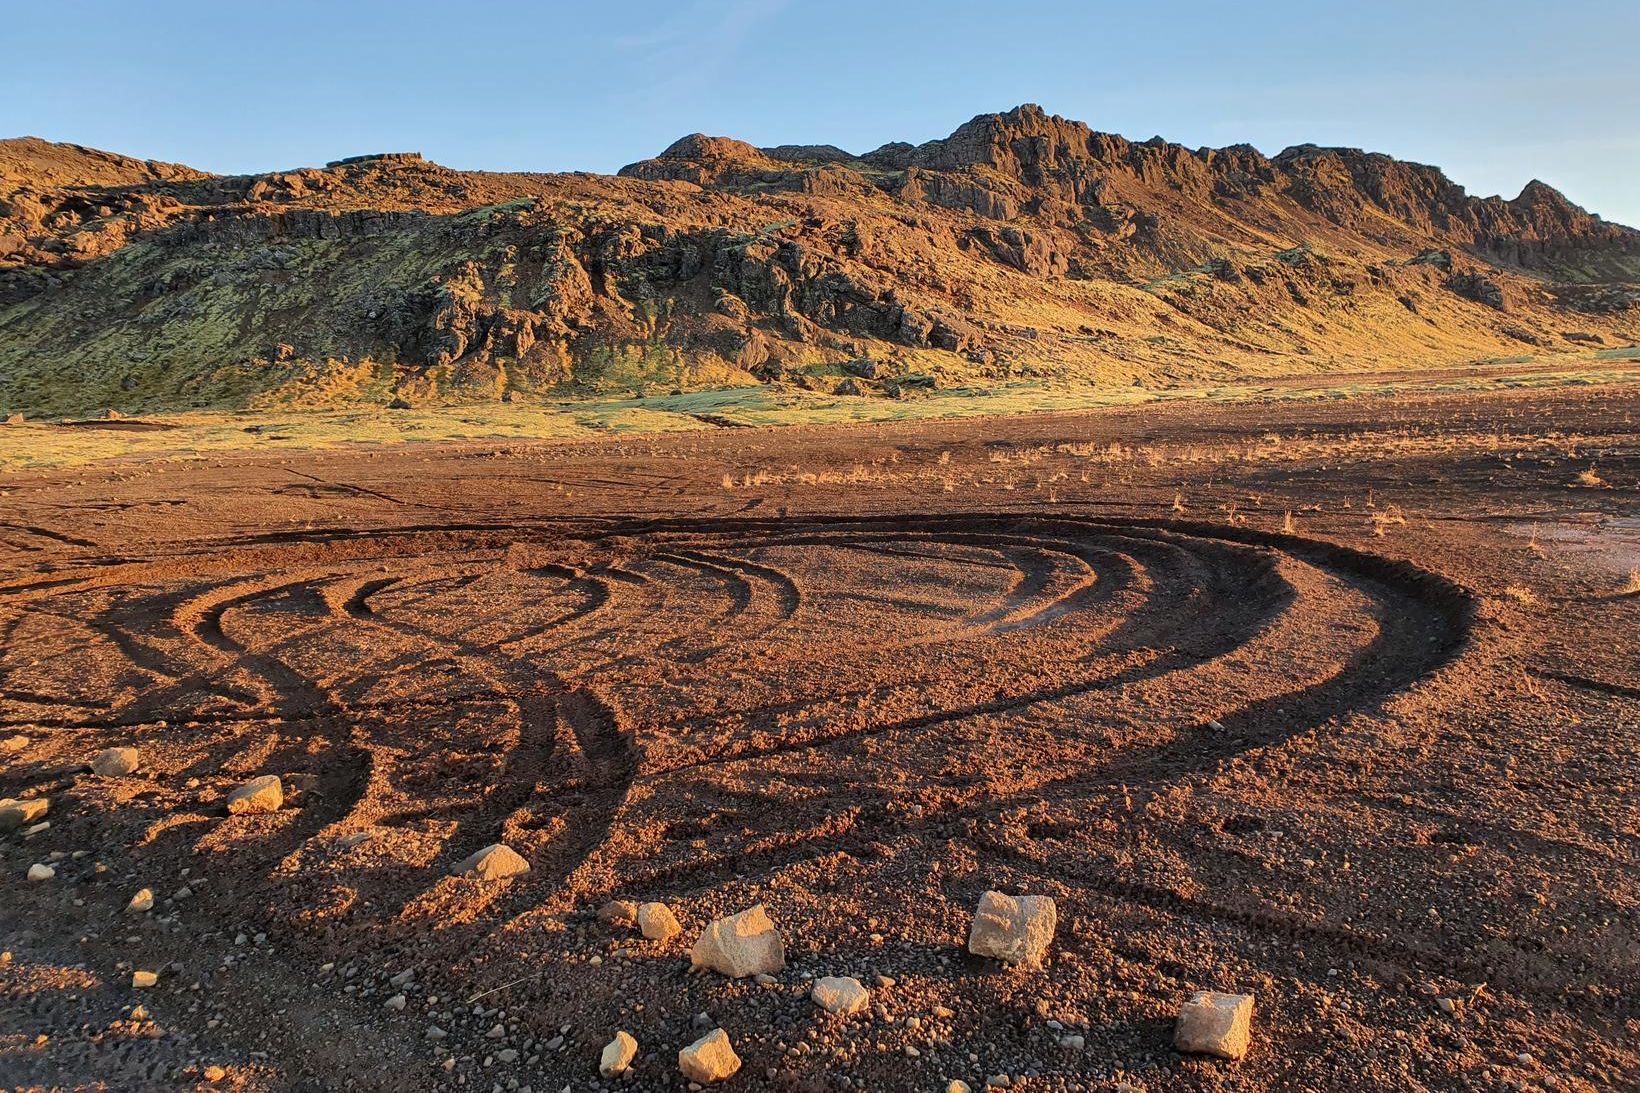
[0,513,1489,1003]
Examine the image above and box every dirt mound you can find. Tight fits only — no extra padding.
[2,106,1637,415]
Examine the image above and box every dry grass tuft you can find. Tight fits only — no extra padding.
[1282,510,1296,534]
[1503,585,1539,606]
[1622,568,1640,596]
[1575,466,1606,487]
[1370,504,1408,537]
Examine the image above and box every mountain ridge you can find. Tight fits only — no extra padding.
[2,104,1636,415]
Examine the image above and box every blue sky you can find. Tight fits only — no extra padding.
[7,1,1638,226]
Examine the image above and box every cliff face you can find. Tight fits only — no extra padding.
[1,106,1636,415]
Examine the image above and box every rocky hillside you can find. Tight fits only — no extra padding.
[2,105,1636,414]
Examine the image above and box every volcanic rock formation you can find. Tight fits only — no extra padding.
[2,105,1636,414]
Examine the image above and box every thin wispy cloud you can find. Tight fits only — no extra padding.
[610,0,787,86]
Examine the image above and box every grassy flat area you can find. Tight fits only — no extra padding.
[3,354,1637,473]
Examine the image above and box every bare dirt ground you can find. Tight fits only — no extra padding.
[1,383,1636,1092]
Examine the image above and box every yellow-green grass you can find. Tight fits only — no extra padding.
[3,357,1637,474]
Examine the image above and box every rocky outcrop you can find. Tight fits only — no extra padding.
[966,225,1068,277]
[2,108,1636,417]
[1448,271,1510,311]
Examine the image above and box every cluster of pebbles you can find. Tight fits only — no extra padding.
[11,747,1257,1087]
[576,885,1253,1086]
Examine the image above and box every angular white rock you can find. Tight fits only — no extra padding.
[678,1027,741,1083]
[226,775,284,815]
[966,890,1057,968]
[1174,990,1255,1060]
[132,970,158,988]
[0,797,47,833]
[91,747,141,777]
[452,843,530,881]
[27,863,54,882]
[127,888,154,913]
[690,903,785,978]
[637,901,682,942]
[810,975,871,1016]
[600,1030,638,1076]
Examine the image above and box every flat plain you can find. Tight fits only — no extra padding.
[1,380,1636,1091]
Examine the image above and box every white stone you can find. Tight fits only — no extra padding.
[811,975,870,1016]
[226,775,284,815]
[452,843,530,881]
[600,1030,638,1076]
[690,904,784,978]
[966,890,1056,968]
[384,994,407,1011]
[678,1028,741,1083]
[132,970,158,988]
[91,747,141,777]
[0,734,28,755]
[947,1083,972,1093]
[127,888,154,913]
[637,901,682,942]
[26,863,54,882]
[0,797,47,833]
[1174,990,1254,1060]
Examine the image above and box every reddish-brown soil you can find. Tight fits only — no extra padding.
[1,384,1636,1091]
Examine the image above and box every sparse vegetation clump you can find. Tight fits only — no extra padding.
[1370,504,1409,537]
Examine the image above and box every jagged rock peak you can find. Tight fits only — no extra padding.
[1514,178,1576,209]
[863,103,1111,171]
